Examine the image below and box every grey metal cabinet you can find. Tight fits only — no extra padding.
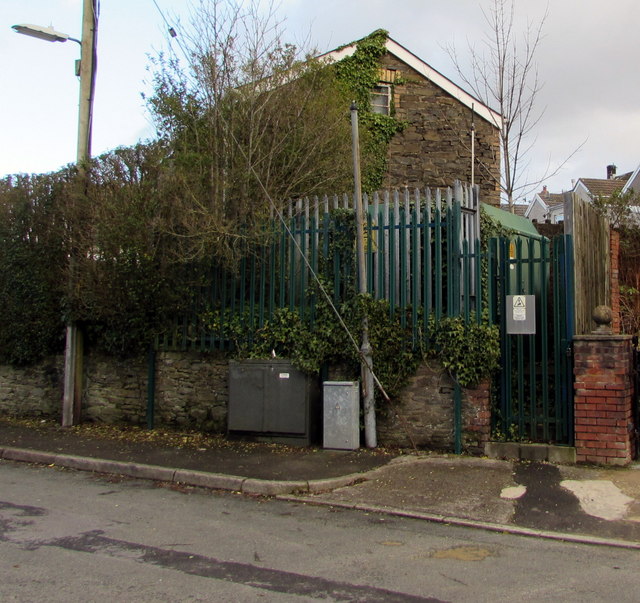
[228,360,320,445]
[323,381,360,450]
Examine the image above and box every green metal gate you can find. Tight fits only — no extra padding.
[488,234,575,444]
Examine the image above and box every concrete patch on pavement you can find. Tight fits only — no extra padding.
[429,546,493,561]
[560,480,634,521]
[500,485,526,500]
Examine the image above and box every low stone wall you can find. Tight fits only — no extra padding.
[154,352,228,431]
[0,357,64,419]
[0,354,490,453]
[377,361,491,454]
[83,354,147,424]
[0,351,229,432]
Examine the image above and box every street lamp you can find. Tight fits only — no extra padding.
[11,23,80,44]
[12,1,98,427]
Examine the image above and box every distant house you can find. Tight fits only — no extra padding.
[500,202,529,217]
[322,32,502,206]
[572,164,635,203]
[520,164,640,226]
[525,185,566,224]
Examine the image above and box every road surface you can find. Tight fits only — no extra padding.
[0,460,637,601]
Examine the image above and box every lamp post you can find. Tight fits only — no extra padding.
[13,0,98,427]
[350,102,376,448]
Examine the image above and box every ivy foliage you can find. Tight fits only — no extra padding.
[232,292,421,402]
[334,30,390,109]
[334,29,406,192]
[433,317,500,388]
[480,204,516,245]
[218,294,500,402]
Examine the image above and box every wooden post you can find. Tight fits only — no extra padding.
[62,0,98,426]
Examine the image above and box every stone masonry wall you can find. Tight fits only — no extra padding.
[380,54,501,207]
[1,353,489,453]
[154,352,228,431]
[83,354,147,424]
[377,361,491,453]
[0,357,64,419]
[0,352,229,432]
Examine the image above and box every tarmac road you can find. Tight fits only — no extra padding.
[2,418,640,547]
[2,460,640,602]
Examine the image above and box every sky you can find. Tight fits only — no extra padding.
[1,0,639,200]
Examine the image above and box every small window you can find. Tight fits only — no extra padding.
[371,85,391,115]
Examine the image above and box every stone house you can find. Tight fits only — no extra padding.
[322,32,502,206]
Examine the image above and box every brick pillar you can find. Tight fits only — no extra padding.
[573,332,634,465]
[610,229,621,334]
[463,379,491,455]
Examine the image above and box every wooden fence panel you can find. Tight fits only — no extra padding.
[565,192,610,335]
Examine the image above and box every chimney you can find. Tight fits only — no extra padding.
[607,164,617,179]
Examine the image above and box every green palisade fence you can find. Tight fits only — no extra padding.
[157,182,482,353]
[488,233,575,445]
[156,184,576,446]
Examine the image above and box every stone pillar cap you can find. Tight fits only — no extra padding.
[592,305,612,334]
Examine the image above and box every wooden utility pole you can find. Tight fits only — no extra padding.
[62,0,98,427]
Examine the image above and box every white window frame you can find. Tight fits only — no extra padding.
[370,84,391,115]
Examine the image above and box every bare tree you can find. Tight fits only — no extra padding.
[446,0,578,210]
[147,0,353,266]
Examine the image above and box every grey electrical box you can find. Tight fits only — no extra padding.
[506,294,536,334]
[228,360,320,445]
[323,381,360,450]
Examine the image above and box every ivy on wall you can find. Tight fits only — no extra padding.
[205,209,505,404]
[432,317,500,388]
[214,293,499,407]
[334,29,406,192]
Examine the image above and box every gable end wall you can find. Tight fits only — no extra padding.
[380,53,501,206]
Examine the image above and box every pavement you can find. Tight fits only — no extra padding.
[2,418,640,549]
